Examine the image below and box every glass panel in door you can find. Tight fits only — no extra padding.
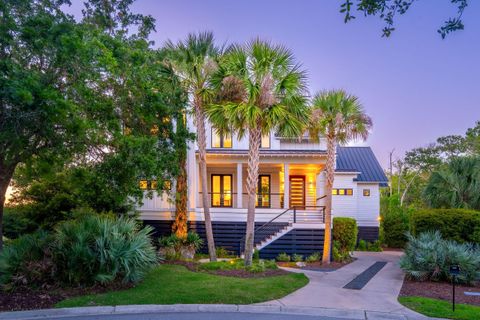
[256,175,271,208]
[211,174,233,207]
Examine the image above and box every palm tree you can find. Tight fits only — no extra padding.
[206,40,308,266]
[164,32,220,261]
[424,157,480,210]
[307,90,372,264]
[156,58,190,239]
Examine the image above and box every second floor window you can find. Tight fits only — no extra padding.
[261,134,270,148]
[212,129,232,148]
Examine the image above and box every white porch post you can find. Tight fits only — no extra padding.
[196,162,201,208]
[236,163,243,208]
[283,163,289,209]
[187,143,197,210]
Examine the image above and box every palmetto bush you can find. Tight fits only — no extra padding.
[400,231,480,284]
[54,215,157,285]
[0,230,54,288]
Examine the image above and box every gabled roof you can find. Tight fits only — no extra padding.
[336,147,388,187]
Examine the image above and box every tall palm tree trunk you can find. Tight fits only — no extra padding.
[322,134,336,264]
[172,113,189,239]
[173,157,188,239]
[195,95,217,261]
[244,125,262,266]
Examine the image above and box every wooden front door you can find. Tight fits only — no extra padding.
[289,175,305,208]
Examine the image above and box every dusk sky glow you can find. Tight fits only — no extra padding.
[66,0,480,168]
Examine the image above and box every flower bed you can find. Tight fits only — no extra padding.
[399,278,480,307]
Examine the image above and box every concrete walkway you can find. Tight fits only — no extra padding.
[259,251,434,319]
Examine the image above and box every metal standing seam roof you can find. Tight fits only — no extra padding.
[336,147,389,187]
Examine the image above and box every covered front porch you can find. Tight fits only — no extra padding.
[188,152,327,214]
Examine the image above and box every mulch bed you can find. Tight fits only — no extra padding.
[399,278,480,306]
[277,260,353,271]
[0,282,133,312]
[166,260,290,278]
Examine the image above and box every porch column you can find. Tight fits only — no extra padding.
[187,143,196,210]
[236,163,243,208]
[196,162,201,208]
[283,163,289,209]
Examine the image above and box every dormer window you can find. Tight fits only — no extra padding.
[261,134,270,148]
[212,129,232,148]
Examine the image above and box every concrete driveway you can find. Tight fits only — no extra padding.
[260,251,431,319]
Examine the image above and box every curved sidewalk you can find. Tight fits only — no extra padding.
[259,251,436,320]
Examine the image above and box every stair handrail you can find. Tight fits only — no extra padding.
[238,207,293,254]
[238,205,327,254]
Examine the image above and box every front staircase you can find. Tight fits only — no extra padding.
[240,206,325,255]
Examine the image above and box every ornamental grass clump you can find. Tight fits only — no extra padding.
[400,231,480,285]
[53,215,158,285]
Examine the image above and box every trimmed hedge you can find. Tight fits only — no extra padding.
[333,217,358,253]
[410,209,480,244]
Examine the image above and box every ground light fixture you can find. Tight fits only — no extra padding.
[449,264,460,312]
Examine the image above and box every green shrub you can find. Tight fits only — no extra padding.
[199,259,243,271]
[332,240,350,262]
[380,195,410,248]
[305,252,321,263]
[253,249,260,261]
[158,232,204,260]
[332,217,357,260]
[54,215,157,285]
[276,252,291,262]
[357,240,382,252]
[410,209,480,244]
[216,246,234,258]
[357,239,368,251]
[0,230,53,288]
[199,259,277,272]
[292,254,303,262]
[247,260,266,273]
[263,259,278,269]
[368,240,382,252]
[399,231,480,285]
[3,206,37,239]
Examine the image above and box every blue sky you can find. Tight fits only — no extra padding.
[66,1,480,167]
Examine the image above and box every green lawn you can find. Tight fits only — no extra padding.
[56,264,308,308]
[399,296,480,320]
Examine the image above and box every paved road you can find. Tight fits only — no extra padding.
[38,312,353,320]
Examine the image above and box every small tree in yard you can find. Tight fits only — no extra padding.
[164,32,222,261]
[307,90,372,264]
[206,40,308,266]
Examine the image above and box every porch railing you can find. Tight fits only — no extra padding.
[198,192,285,209]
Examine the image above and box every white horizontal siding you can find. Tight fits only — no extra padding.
[356,183,380,227]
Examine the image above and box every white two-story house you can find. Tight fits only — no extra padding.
[138,117,388,258]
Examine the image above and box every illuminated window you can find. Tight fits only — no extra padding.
[363,189,370,197]
[139,180,148,190]
[211,174,232,207]
[256,175,271,208]
[211,129,232,148]
[140,179,170,191]
[261,134,270,148]
[332,188,353,196]
[150,180,158,189]
[164,180,171,190]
